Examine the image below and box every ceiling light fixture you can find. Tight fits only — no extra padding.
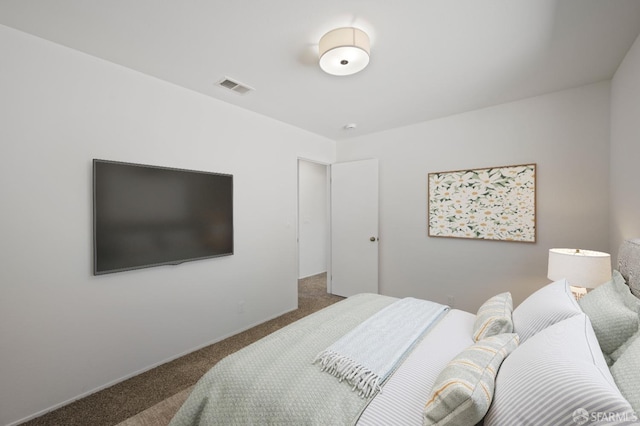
[319,27,370,76]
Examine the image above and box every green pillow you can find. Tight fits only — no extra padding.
[423,333,519,426]
[610,334,640,414]
[579,270,640,365]
[472,292,513,342]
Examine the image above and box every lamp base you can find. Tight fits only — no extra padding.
[569,285,590,300]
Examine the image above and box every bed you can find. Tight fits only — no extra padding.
[170,239,640,426]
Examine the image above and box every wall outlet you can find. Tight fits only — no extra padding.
[237,300,245,313]
[447,295,455,308]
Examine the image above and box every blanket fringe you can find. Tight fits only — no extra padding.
[313,350,381,398]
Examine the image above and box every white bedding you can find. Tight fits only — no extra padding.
[358,309,476,426]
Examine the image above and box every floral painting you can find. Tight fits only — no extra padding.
[428,164,536,242]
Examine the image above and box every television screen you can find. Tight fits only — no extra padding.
[93,159,233,275]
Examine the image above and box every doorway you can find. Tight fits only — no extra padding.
[297,159,330,292]
[297,158,379,297]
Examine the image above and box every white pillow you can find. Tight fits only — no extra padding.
[512,278,581,343]
[485,314,637,426]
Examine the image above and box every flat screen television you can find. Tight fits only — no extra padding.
[93,159,233,275]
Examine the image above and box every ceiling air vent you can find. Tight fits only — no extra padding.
[216,77,254,95]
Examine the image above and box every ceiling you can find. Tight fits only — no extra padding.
[1,0,640,141]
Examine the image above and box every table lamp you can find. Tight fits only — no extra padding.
[547,248,612,299]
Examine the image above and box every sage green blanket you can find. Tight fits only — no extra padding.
[169,293,398,426]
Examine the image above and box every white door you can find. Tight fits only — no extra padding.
[330,159,379,297]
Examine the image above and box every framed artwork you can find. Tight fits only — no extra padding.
[428,163,536,243]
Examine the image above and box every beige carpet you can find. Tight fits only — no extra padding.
[22,273,342,426]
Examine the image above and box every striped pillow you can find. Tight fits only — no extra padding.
[485,314,637,426]
[423,333,519,426]
[512,278,581,343]
[472,292,513,341]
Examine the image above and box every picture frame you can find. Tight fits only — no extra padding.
[428,163,536,242]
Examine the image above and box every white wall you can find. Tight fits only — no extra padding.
[298,160,328,278]
[337,82,611,311]
[611,33,640,259]
[0,25,335,426]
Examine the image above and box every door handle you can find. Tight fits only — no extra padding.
[370,236,377,242]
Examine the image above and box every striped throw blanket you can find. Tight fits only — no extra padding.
[314,297,448,398]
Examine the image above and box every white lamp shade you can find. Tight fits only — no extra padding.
[319,27,370,76]
[547,248,612,288]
